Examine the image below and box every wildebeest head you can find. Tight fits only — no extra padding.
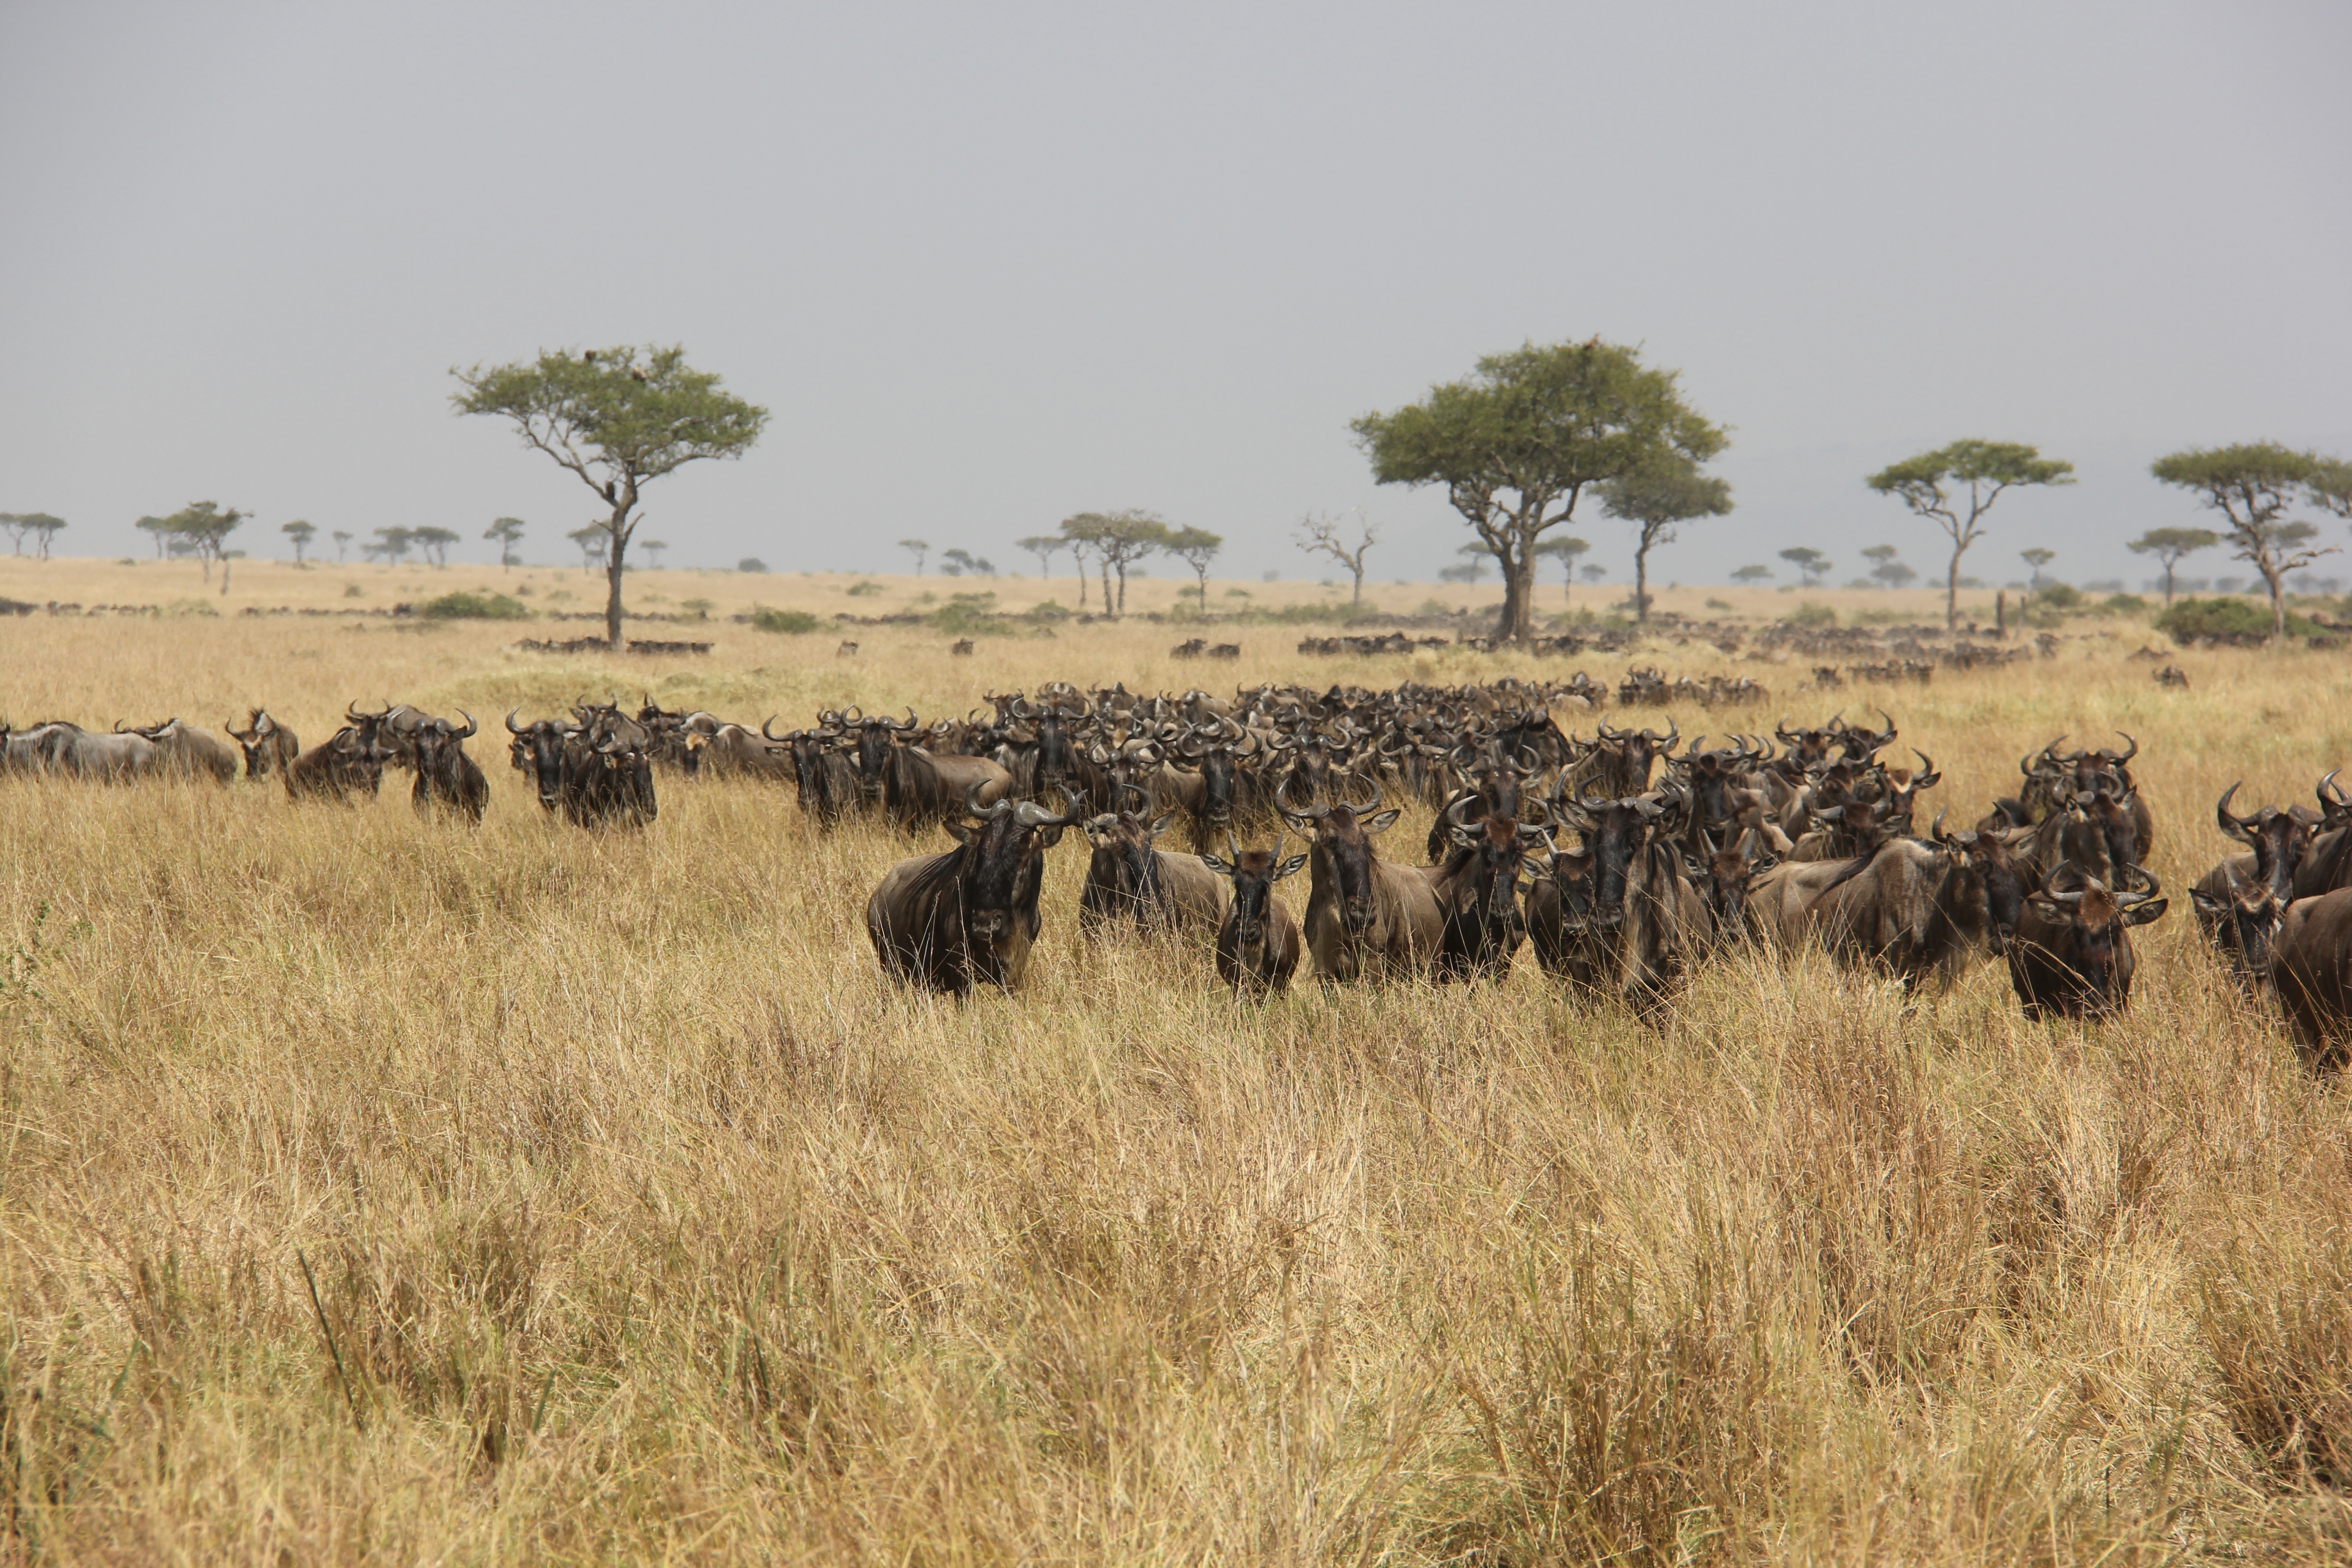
[1441,800,1547,948]
[505,709,572,809]
[1283,778,1397,940]
[1931,811,2026,954]
[1177,717,1256,831]
[1591,718,1678,794]
[1688,826,1779,934]
[1773,717,1834,776]
[2028,863,2167,1001]
[1551,780,1687,931]
[1673,734,1769,829]
[1017,694,1090,795]
[410,709,476,780]
[1201,834,1308,968]
[1832,709,1897,763]
[226,709,283,777]
[2193,862,2285,987]
[843,707,917,800]
[947,784,1081,961]
[1083,805,1179,912]
[2214,781,2309,907]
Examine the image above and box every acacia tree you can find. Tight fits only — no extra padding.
[282,519,316,564]
[372,526,417,565]
[1534,534,1589,604]
[640,539,669,569]
[22,514,65,560]
[1779,547,1829,587]
[2307,455,2352,527]
[412,526,460,567]
[1353,339,1726,642]
[0,515,27,555]
[484,516,526,571]
[1866,439,2075,629]
[1061,510,1166,617]
[2127,526,2218,605]
[567,523,608,571]
[2018,548,2054,592]
[1600,454,1733,623]
[898,539,930,575]
[136,516,173,558]
[1016,533,1063,580]
[163,501,248,583]
[1293,511,1381,605]
[2151,443,2340,641]
[1162,525,1223,605]
[453,345,767,648]
[331,530,353,562]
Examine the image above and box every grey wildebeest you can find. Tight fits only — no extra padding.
[127,718,238,782]
[1749,817,2022,992]
[1533,784,1708,1007]
[1078,808,1229,939]
[2270,886,2352,1070]
[226,710,300,780]
[2006,864,2166,1019]
[0,721,159,779]
[866,786,1082,994]
[409,710,489,823]
[286,706,392,801]
[1283,784,1444,983]
[1199,837,1309,995]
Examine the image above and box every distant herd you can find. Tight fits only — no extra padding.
[3,678,2347,1066]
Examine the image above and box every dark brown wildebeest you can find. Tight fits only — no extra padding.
[1423,740,1539,861]
[562,703,658,829]
[2270,886,2352,1070]
[1200,836,1309,994]
[1575,718,1678,799]
[763,717,860,825]
[1684,826,1780,945]
[951,638,975,656]
[2007,864,2166,1019]
[1284,785,1444,983]
[1171,637,1207,659]
[506,711,573,811]
[1427,804,1548,983]
[128,717,239,782]
[1537,784,1708,1006]
[408,710,489,823]
[1208,643,1241,660]
[1751,817,2021,992]
[2290,772,2352,900]
[226,710,300,780]
[2192,783,2312,991]
[286,706,391,801]
[1165,717,1265,852]
[1077,808,1229,939]
[884,740,1014,832]
[866,786,1082,994]
[2020,734,2156,857]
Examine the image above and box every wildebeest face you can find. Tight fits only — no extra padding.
[946,791,1077,963]
[2032,873,2166,1000]
[2193,870,2285,985]
[505,711,569,809]
[1085,810,1176,913]
[1317,805,1399,935]
[1454,814,1538,942]
[1562,796,1668,930]
[2217,782,2309,907]
[1693,829,1777,933]
[1203,838,1306,962]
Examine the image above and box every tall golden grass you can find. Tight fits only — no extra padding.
[1,588,2347,1562]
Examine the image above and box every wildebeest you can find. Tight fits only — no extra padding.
[1684,827,1780,944]
[1535,784,1707,1005]
[884,741,1015,831]
[505,711,572,811]
[226,710,300,780]
[560,703,658,829]
[121,718,238,782]
[1427,804,1547,982]
[2290,772,2352,900]
[2192,784,2311,991]
[1750,818,2020,992]
[2270,886,2352,1070]
[1077,808,1229,939]
[763,717,861,825]
[1199,836,1308,994]
[2007,864,2166,1019]
[1284,788,1444,983]
[0,720,159,779]
[866,786,1082,993]
[1574,719,1678,798]
[409,710,489,823]
[286,706,392,801]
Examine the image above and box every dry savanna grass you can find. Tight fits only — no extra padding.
[2,571,2349,1563]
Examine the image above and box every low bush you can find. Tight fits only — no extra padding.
[421,591,528,621]
[929,593,1013,636]
[1781,601,1836,628]
[749,606,824,634]
[2156,595,2318,644]
[2102,593,2149,614]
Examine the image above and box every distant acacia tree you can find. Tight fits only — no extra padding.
[331,530,353,562]
[136,515,173,558]
[1600,454,1733,624]
[2018,548,2055,592]
[2151,443,2342,642]
[567,523,608,571]
[411,526,460,567]
[484,516,526,571]
[1863,544,1917,588]
[1061,510,1167,617]
[640,538,669,569]
[2128,527,2219,605]
[23,514,65,560]
[1534,534,1589,604]
[1353,339,1725,641]
[1580,562,1607,586]
[1779,547,1830,587]
[160,501,248,584]
[282,519,316,564]
[1161,526,1223,604]
[898,538,930,575]
[1293,511,1381,605]
[371,526,418,565]
[1731,563,1772,584]
[1016,533,1063,581]
[0,514,27,556]
[453,344,767,648]
[1868,440,2075,629]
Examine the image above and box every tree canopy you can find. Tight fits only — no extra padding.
[2126,526,2219,605]
[2150,442,2339,641]
[1598,453,1734,622]
[1352,339,1725,641]
[453,345,765,646]
[281,519,316,565]
[152,501,248,582]
[1061,510,1168,616]
[1,512,65,559]
[484,516,526,571]
[1161,526,1223,603]
[1867,439,2074,628]
[1779,546,1830,587]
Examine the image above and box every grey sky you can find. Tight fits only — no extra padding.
[4,1,2347,589]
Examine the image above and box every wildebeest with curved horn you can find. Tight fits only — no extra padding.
[2192,783,2312,991]
[1427,798,1548,982]
[226,710,300,780]
[866,785,1083,994]
[409,710,489,823]
[124,717,238,782]
[765,716,861,826]
[1750,815,2021,993]
[1200,836,1309,994]
[1283,779,1444,983]
[1533,781,1707,1006]
[2007,863,2166,1019]
[286,706,391,801]
[2271,885,2352,1071]
[1078,806,1229,939]
[506,710,573,812]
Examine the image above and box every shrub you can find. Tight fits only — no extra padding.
[2101,593,2149,615]
[2156,595,2319,644]
[846,581,883,597]
[1023,599,1073,623]
[929,593,1010,636]
[749,606,824,634]
[2033,582,2083,611]
[420,591,528,620]
[1782,601,1836,628]
[737,557,768,574]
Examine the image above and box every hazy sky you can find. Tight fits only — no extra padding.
[4,1,2347,589]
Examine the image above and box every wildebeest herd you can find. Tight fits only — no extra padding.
[5,678,2350,1065]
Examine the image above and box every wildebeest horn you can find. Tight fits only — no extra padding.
[963,782,1009,819]
[1013,787,1083,829]
[2320,769,2351,813]
[505,708,526,734]
[762,715,790,742]
[2215,782,2257,845]
[452,710,477,739]
[2108,732,2138,765]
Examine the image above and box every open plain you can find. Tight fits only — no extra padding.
[2,559,2348,1563]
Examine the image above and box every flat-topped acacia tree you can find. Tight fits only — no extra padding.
[452,345,766,648]
[1867,439,2075,630]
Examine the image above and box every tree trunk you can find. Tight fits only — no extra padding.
[1350,564,1363,606]
[605,506,633,650]
[1116,564,1128,616]
[1945,547,1962,630]
[1633,530,1653,626]
[2161,562,2173,606]
[2263,564,2287,643]
[1076,560,1088,607]
[1496,538,1534,642]
[1100,560,1114,617]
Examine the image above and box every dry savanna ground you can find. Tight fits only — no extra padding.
[1,560,2348,1563]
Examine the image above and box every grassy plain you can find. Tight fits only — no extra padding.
[1,558,2348,1563]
